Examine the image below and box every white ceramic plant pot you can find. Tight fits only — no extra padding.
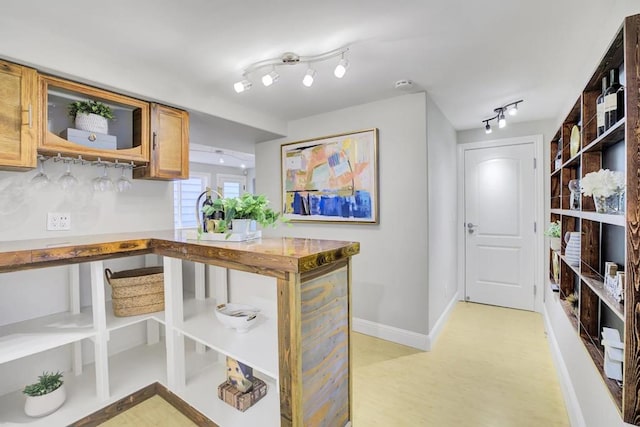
[232,219,256,234]
[75,113,108,134]
[24,384,66,417]
[549,237,561,252]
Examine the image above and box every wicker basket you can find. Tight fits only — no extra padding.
[105,266,164,317]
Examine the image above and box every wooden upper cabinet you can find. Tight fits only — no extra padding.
[38,75,150,163]
[0,60,37,170]
[134,103,189,180]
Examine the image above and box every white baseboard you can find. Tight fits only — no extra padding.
[353,318,429,350]
[543,305,586,427]
[352,292,459,351]
[426,292,459,350]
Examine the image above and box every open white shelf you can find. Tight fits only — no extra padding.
[549,208,625,227]
[179,297,279,379]
[0,310,95,365]
[177,357,280,427]
[0,342,167,426]
[82,300,166,333]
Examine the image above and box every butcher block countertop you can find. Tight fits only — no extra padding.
[0,230,360,276]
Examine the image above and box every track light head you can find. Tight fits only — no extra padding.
[234,78,252,93]
[485,122,492,134]
[334,57,349,78]
[303,68,316,87]
[498,111,506,128]
[508,103,518,116]
[262,69,280,87]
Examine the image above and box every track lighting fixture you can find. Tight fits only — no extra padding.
[481,100,523,131]
[233,46,349,92]
[303,68,316,87]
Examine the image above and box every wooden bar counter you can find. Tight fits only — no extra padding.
[0,230,359,427]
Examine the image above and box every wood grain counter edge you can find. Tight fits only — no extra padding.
[0,236,360,274]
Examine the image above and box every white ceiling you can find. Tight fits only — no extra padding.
[1,0,639,137]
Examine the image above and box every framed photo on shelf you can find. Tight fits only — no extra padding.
[281,128,379,223]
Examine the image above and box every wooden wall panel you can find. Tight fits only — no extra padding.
[581,220,600,277]
[301,266,349,427]
[580,281,599,340]
[624,13,640,424]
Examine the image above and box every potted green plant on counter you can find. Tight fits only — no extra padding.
[23,371,66,417]
[68,100,114,134]
[202,193,285,236]
[545,220,561,252]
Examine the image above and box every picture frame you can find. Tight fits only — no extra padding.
[281,128,379,223]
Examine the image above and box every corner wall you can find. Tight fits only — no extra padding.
[256,92,457,346]
[426,95,459,334]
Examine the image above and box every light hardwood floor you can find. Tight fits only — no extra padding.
[101,302,570,426]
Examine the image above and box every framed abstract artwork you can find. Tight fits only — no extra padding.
[281,128,378,223]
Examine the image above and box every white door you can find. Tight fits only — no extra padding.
[464,143,536,311]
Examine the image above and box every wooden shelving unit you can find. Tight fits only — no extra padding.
[548,14,640,424]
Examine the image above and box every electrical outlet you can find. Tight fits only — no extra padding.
[47,212,71,231]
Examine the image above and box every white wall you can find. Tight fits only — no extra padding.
[426,96,458,331]
[257,93,438,338]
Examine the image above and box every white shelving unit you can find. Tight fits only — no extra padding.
[0,257,281,426]
[0,310,94,364]
[179,354,280,427]
[180,297,279,378]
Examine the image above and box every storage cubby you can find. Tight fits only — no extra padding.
[547,14,640,422]
[38,75,150,164]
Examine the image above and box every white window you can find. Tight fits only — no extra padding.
[173,172,210,229]
[216,174,247,198]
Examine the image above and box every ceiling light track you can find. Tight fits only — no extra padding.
[482,100,523,134]
[234,46,350,93]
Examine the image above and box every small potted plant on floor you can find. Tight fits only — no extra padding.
[23,371,66,417]
[68,100,114,134]
[545,220,561,252]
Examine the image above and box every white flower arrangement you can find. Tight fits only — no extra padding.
[580,169,625,198]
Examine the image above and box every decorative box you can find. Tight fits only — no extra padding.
[217,378,267,412]
[602,327,624,382]
[60,128,117,150]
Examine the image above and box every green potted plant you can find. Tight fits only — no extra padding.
[545,220,561,252]
[23,371,66,417]
[202,193,285,236]
[68,100,114,134]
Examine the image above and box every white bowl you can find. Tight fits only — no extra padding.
[215,303,259,333]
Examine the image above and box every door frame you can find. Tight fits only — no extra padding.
[456,135,544,312]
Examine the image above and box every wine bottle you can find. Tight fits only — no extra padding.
[596,75,608,136]
[202,188,214,232]
[604,68,624,130]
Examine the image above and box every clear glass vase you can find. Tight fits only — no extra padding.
[593,195,608,214]
[606,191,625,214]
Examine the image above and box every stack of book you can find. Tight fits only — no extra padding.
[217,356,267,412]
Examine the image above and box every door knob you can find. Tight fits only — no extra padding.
[467,223,478,234]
